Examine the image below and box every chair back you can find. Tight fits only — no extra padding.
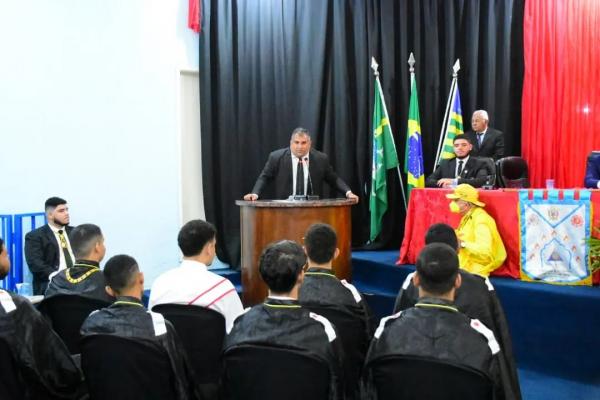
[151,304,225,384]
[223,344,330,400]
[39,295,110,354]
[477,156,497,188]
[303,304,367,399]
[0,338,25,400]
[496,156,529,188]
[81,334,177,400]
[367,355,493,400]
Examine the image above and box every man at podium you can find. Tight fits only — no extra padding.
[243,127,359,201]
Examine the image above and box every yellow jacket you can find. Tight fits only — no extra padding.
[456,207,507,277]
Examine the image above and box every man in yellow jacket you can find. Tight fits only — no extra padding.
[446,184,507,277]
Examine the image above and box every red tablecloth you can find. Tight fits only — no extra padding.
[398,188,600,283]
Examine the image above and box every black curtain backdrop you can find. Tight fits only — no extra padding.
[200,0,524,268]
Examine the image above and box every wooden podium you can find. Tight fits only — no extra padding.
[236,198,355,306]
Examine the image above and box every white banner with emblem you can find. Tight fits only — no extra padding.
[519,189,592,285]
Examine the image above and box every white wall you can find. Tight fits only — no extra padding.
[0,0,200,285]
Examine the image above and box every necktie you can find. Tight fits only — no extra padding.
[477,133,483,147]
[457,160,464,177]
[57,230,74,268]
[296,158,305,195]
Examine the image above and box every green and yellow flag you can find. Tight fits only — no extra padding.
[439,87,464,160]
[404,75,425,198]
[370,81,399,241]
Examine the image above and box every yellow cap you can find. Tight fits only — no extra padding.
[446,184,485,207]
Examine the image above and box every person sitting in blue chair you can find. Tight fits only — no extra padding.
[584,151,600,189]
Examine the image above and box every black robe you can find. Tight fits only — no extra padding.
[393,271,521,400]
[224,298,344,400]
[363,297,504,400]
[44,260,114,304]
[299,267,374,336]
[299,267,375,399]
[0,289,84,399]
[80,296,199,400]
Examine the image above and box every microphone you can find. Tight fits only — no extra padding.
[305,157,319,200]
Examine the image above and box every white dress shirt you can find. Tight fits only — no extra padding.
[455,155,470,178]
[149,259,244,333]
[48,224,75,271]
[291,154,309,196]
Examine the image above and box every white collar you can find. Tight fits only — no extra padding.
[48,223,67,233]
[179,259,208,271]
[292,153,309,162]
[268,295,296,301]
[456,155,470,164]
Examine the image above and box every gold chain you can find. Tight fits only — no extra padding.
[66,265,100,284]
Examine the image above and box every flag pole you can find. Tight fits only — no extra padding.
[434,59,461,170]
[371,57,407,210]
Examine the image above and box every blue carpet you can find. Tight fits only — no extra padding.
[518,368,600,400]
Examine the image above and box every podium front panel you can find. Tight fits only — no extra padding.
[237,199,354,306]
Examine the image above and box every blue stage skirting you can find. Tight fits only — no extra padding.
[351,250,600,384]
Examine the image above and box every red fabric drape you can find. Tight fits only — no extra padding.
[188,0,201,33]
[522,0,600,188]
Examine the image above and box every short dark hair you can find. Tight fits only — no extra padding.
[425,223,458,250]
[416,243,459,296]
[259,240,306,293]
[178,220,216,257]
[45,197,67,212]
[104,255,139,294]
[291,127,311,139]
[453,135,471,144]
[70,224,103,259]
[0,237,4,251]
[304,223,337,264]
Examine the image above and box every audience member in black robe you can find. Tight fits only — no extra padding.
[299,223,374,399]
[225,240,344,400]
[80,254,199,400]
[44,223,114,304]
[0,237,84,399]
[363,243,505,400]
[393,223,521,400]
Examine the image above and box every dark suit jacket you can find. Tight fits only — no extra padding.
[464,128,505,160]
[584,152,600,188]
[251,148,351,199]
[24,225,74,295]
[425,157,487,188]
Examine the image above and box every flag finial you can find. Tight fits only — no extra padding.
[452,59,461,77]
[408,53,415,73]
[371,57,379,76]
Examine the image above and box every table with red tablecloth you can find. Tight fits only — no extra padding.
[398,188,600,283]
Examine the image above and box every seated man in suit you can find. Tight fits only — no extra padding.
[0,237,84,399]
[363,243,504,399]
[149,219,243,333]
[464,110,505,160]
[243,127,359,201]
[447,184,507,278]
[584,151,600,188]
[25,196,76,295]
[225,240,344,399]
[393,223,520,400]
[426,135,488,188]
[81,254,199,399]
[299,223,374,399]
[44,223,114,304]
